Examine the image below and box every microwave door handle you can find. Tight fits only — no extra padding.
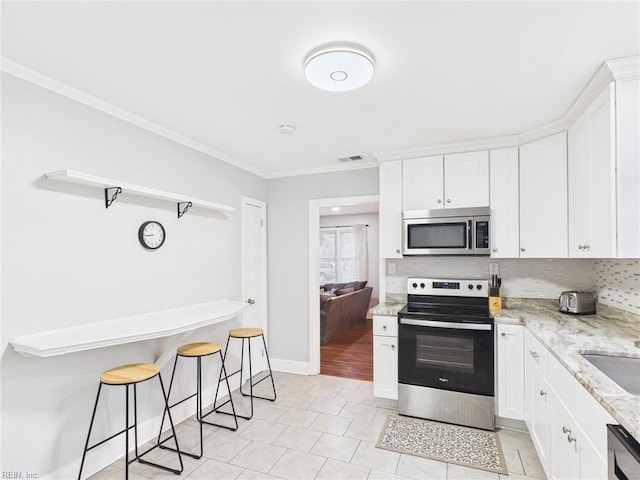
[467,220,473,250]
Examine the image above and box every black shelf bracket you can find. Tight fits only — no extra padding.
[104,187,122,209]
[177,201,193,219]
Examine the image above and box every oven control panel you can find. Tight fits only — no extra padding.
[407,278,489,298]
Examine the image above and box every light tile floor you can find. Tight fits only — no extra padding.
[90,372,546,480]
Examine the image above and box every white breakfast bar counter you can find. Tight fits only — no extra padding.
[10,300,248,365]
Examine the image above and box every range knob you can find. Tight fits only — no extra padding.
[468,284,474,290]
[476,284,482,290]
[420,283,425,289]
[412,282,418,289]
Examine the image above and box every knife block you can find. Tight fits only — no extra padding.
[489,287,502,316]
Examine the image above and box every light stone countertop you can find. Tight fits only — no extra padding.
[496,299,640,441]
[369,301,405,317]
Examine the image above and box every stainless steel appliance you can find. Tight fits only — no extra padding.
[608,424,640,480]
[403,207,490,256]
[398,277,495,430]
[559,290,596,314]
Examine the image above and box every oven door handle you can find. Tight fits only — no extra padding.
[399,318,492,331]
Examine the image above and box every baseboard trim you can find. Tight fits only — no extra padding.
[270,358,311,375]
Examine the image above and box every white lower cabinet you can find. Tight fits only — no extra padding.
[496,323,525,420]
[523,329,613,480]
[528,362,553,473]
[373,315,398,399]
[552,393,607,480]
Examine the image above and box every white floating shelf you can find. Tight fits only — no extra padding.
[10,300,248,357]
[45,169,235,214]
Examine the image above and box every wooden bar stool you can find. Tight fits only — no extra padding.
[218,327,276,420]
[157,342,238,459]
[78,363,182,480]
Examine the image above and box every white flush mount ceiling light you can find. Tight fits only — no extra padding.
[304,43,375,92]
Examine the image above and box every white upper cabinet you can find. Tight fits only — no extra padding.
[379,160,403,258]
[489,147,520,258]
[444,151,490,208]
[568,83,616,258]
[402,155,444,210]
[402,151,489,211]
[519,132,568,258]
[614,78,639,258]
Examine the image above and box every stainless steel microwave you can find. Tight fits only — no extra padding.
[402,207,490,255]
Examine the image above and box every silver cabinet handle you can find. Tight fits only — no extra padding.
[492,248,498,252]
[382,325,387,331]
[437,199,442,204]
[391,344,396,351]
[578,245,583,250]
[446,199,451,203]
[529,350,539,359]
[247,298,256,304]
[567,433,576,443]
[585,245,590,250]
[395,249,400,254]
[539,390,547,397]
[521,247,526,252]
[562,426,571,434]
[501,332,506,337]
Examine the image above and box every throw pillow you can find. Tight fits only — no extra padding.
[335,287,355,296]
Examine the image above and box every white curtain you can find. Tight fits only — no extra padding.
[319,224,369,283]
[352,224,369,282]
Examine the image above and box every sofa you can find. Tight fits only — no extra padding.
[320,281,373,345]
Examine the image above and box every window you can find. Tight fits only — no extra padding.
[319,225,368,284]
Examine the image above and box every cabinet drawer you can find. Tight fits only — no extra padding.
[373,315,398,337]
[525,330,549,377]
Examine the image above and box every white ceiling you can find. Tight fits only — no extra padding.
[2,2,638,178]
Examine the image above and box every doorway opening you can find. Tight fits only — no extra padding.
[308,195,379,380]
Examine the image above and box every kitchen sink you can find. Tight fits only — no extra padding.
[581,353,640,396]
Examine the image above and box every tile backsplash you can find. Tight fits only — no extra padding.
[386,257,594,298]
[594,259,640,314]
[386,257,640,315]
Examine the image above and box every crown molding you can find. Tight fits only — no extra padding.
[1,58,268,179]
[265,159,379,179]
[375,134,519,162]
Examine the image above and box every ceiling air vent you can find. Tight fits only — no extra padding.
[338,155,365,162]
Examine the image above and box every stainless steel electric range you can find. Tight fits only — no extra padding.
[397,277,495,431]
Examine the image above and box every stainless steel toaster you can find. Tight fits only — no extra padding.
[559,291,596,314]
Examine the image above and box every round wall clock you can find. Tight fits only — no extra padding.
[138,221,166,249]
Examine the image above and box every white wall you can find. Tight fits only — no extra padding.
[1,73,267,477]
[267,169,379,365]
[319,213,379,302]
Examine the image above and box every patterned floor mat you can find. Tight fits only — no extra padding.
[376,415,508,474]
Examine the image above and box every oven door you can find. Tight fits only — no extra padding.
[398,317,494,396]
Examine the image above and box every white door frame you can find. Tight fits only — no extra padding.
[308,194,379,375]
[242,196,268,338]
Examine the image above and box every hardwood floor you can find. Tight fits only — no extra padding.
[320,319,373,381]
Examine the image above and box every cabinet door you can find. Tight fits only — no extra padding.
[519,132,568,258]
[496,324,525,420]
[568,83,616,258]
[379,160,403,258]
[489,147,520,258]
[373,335,398,399]
[551,395,581,480]
[551,394,607,480]
[444,151,489,208]
[402,156,444,210]
[528,366,552,473]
